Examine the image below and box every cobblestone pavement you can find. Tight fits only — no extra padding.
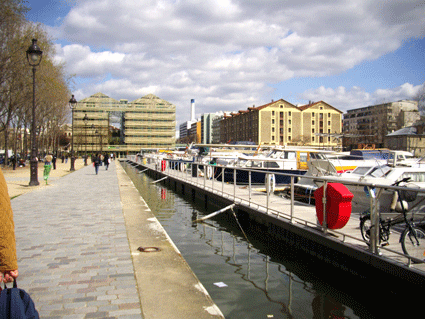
[10,161,143,319]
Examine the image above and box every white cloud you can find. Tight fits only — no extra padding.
[42,0,425,125]
[299,83,424,112]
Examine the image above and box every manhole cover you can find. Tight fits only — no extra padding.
[137,246,161,252]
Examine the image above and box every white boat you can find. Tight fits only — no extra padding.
[285,150,425,215]
[337,163,425,215]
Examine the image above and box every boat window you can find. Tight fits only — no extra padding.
[369,166,391,178]
[299,152,308,162]
[251,161,262,168]
[264,161,280,168]
[401,172,425,182]
[351,166,373,175]
[268,150,278,158]
[238,159,248,167]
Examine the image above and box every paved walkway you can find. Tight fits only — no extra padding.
[10,161,141,319]
[8,161,223,319]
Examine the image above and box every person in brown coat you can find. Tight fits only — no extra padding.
[0,167,19,283]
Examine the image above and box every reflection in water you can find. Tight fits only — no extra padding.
[124,163,377,318]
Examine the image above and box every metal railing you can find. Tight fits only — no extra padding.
[128,155,425,268]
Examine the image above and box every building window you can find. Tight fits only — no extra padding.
[288,111,291,116]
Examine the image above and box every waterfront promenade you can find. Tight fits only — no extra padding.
[4,160,223,319]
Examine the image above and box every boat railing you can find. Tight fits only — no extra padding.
[128,155,425,268]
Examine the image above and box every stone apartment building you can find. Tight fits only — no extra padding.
[220,99,343,148]
[72,93,176,155]
[342,100,419,149]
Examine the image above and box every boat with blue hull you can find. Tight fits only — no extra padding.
[213,165,306,185]
[210,147,323,185]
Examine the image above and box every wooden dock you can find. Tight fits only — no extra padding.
[125,157,425,290]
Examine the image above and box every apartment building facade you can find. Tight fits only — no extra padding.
[342,100,419,149]
[73,93,176,155]
[220,99,342,148]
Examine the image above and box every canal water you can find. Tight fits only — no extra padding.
[123,163,388,318]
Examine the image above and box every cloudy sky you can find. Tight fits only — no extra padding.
[26,0,425,127]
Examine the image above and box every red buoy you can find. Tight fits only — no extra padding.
[314,183,353,229]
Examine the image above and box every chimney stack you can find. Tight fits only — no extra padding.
[191,99,195,121]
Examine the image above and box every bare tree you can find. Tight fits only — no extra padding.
[0,2,72,166]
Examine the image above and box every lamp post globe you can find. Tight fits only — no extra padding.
[69,95,77,171]
[26,39,43,186]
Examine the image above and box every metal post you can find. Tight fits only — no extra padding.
[27,39,42,186]
[290,176,295,223]
[70,107,75,171]
[204,164,206,188]
[221,165,224,195]
[233,168,236,199]
[266,173,270,214]
[322,181,328,233]
[211,165,214,191]
[249,170,252,203]
[83,114,88,166]
[29,66,39,186]
[369,187,380,255]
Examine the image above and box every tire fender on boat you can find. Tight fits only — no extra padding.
[265,173,275,194]
[206,165,214,179]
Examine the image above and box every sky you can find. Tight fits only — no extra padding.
[25,0,425,128]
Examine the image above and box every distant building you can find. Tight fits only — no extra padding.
[73,93,176,155]
[201,111,230,144]
[212,112,232,144]
[189,121,201,143]
[179,121,196,142]
[385,123,425,157]
[343,100,419,150]
[220,99,342,148]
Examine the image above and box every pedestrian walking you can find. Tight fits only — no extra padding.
[104,153,110,170]
[52,154,57,170]
[0,167,19,284]
[43,154,53,184]
[93,154,100,175]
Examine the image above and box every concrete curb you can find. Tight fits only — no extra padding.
[116,162,224,318]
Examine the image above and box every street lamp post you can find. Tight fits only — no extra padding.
[83,113,88,165]
[69,95,77,171]
[91,124,95,154]
[26,39,43,186]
